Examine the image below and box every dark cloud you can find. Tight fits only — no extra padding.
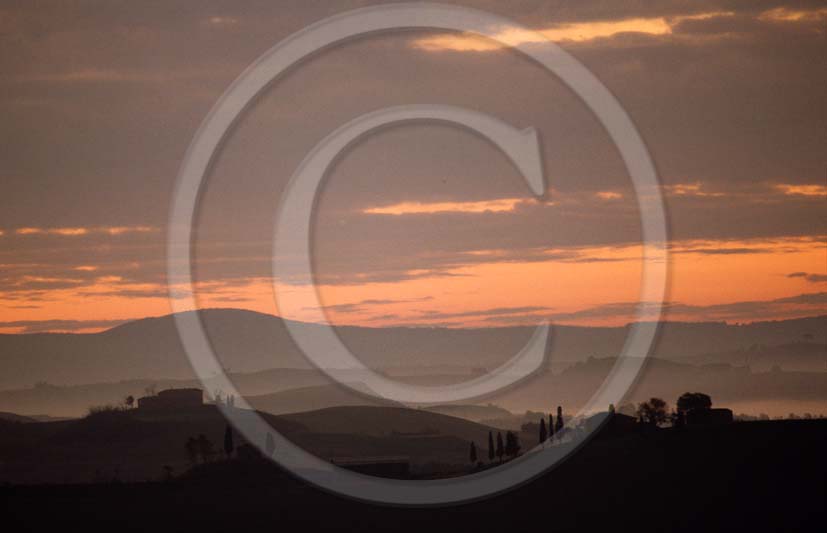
[78,288,188,300]
[787,272,827,283]
[416,305,553,321]
[210,295,255,303]
[774,292,827,304]
[0,318,129,333]
[673,247,767,255]
[317,296,435,314]
[547,292,827,323]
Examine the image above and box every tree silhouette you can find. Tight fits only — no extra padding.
[124,395,134,409]
[223,424,234,458]
[505,431,521,458]
[555,406,564,433]
[671,409,685,429]
[185,436,198,465]
[487,431,495,463]
[265,432,275,457]
[638,398,669,427]
[496,432,504,463]
[469,441,478,464]
[196,434,214,463]
[539,418,548,444]
[548,412,555,439]
[677,392,712,414]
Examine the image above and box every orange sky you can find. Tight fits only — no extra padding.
[1,235,822,333]
[1,2,826,333]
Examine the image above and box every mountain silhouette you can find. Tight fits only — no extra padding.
[0,308,823,390]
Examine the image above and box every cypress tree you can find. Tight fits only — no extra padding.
[555,406,564,433]
[548,412,555,439]
[505,431,521,458]
[487,431,495,463]
[496,432,504,463]
[539,418,548,443]
[469,441,478,464]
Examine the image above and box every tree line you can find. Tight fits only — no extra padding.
[469,405,569,465]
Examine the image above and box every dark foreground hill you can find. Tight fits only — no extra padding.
[0,405,498,484]
[1,420,824,533]
[281,405,499,444]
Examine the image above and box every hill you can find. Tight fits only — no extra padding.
[2,355,826,420]
[0,308,823,390]
[0,405,304,485]
[0,411,37,423]
[681,341,826,372]
[423,403,513,422]
[0,405,501,485]
[475,356,827,417]
[281,405,499,444]
[0,368,336,418]
[1,420,824,532]
[246,384,400,414]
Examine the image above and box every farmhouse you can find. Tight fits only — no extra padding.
[137,388,203,412]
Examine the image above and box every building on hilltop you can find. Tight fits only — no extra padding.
[137,388,203,412]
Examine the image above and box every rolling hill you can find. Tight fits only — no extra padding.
[246,383,401,414]
[0,404,501,485]
[0,308,823,390]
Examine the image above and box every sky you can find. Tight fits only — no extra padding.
[0,0,825,333]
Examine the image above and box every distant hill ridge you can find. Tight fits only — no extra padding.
[0,308,823,390]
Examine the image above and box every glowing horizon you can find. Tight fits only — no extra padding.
[1,235,823,333]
